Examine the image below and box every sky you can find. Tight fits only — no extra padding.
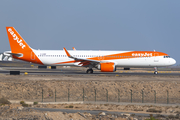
[0,0,180,65]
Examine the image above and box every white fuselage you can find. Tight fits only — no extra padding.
[33,50,176,67]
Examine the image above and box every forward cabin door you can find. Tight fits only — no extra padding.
[154,53,159,62]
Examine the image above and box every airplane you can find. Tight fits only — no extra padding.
[6,27,176,74]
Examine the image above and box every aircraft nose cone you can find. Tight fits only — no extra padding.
[172,59,176,65]
[171,58,176,65]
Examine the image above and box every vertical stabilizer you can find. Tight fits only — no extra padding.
[6,27,43,64]
[6,27,31,53]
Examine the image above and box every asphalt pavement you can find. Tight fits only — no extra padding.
[0,67,180,76]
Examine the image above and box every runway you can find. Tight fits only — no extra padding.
[0,67,180,76]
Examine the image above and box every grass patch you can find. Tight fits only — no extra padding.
[20,101,28,107]
[104,104,109,106]
[33,102,38,105]
[65,105,74,108]
[134,108,143,111]
[0,98,11,105]
[22,103,28,107]
[20,101,25,105]
[145,116,159,120]
[146,108,162,113]
[69,105,74,108]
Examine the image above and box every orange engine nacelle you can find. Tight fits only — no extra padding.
[97,62,116,72]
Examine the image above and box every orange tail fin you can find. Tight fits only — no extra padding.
[6,27,43,64]
[6,27,31,53]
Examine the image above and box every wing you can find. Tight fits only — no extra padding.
[72,47,76,51]
[63,48,100,67]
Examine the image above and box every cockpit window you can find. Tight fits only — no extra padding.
[164,56,170,58]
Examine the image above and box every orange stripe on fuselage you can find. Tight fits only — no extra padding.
[88,51,168,61]
[53,51,168,65]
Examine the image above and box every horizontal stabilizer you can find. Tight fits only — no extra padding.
[4,52,23,57]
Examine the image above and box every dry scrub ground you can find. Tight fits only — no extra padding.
[0,73,180,119]
[1,103,180,120]
[0,74,180,103]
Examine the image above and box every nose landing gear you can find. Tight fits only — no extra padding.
[154,67,158,75]
[154,71,158,74]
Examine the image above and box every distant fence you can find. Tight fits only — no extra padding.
[3,87,180,104]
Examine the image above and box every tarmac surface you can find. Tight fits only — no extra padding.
[30,107,163,117]
[0,66,180,76]
[0,61,180,76]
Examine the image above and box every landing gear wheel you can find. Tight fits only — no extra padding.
[154,71,158,75]
[154,67,158,75]
[90,69,93,73]
[86,69,93,74]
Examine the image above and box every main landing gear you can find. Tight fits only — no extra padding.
[154,67,158,75]
[86,69,93,74]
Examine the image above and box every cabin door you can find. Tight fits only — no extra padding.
[154,53,159,62]
[31,52,35,60]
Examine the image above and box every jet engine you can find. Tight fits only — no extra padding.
[97,62,116,72]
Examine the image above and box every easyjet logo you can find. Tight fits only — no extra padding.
[132,53,152,57]
[8,28,26,49]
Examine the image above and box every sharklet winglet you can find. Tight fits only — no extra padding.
[63,48,74,58]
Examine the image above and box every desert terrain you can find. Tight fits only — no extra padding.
[0,65,180,119]
[0,73,179,119]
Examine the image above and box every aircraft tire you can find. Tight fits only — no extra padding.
[86,69,93,74]
[154,71,158,75]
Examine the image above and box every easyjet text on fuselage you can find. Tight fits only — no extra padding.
[132,53,153,57]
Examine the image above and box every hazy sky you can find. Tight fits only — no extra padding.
[0,1,179,65]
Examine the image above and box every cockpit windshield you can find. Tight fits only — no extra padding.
[164,56,170,58]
